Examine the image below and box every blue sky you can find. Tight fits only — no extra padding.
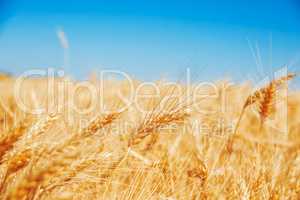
[0,0,299,81]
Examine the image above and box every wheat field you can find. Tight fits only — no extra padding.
[0,73,299,200]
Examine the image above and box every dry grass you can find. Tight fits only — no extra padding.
[0,74,299,199]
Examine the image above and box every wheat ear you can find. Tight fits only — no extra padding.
[0,149,32,194]
[42,145,104,195]
[7,149,32,175]
[227,73,295,153]
[0,123,28,163]
[187,160,208,185]
[258,83,276,130]
[128,110,189,147]
[257,73,295,129]
[0,113,58,166]
[27,112,59,138]
[46,112,121,159]
[243,73,295,109]
[237,73,295,132]
[81,112,121,137]
[7,150,78,200]
[15,112,120,199]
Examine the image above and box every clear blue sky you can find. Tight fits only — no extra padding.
[0,0,299,81]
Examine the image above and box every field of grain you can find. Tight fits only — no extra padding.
[0,73,299,200]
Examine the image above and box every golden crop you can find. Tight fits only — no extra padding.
[0,74,299,199]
